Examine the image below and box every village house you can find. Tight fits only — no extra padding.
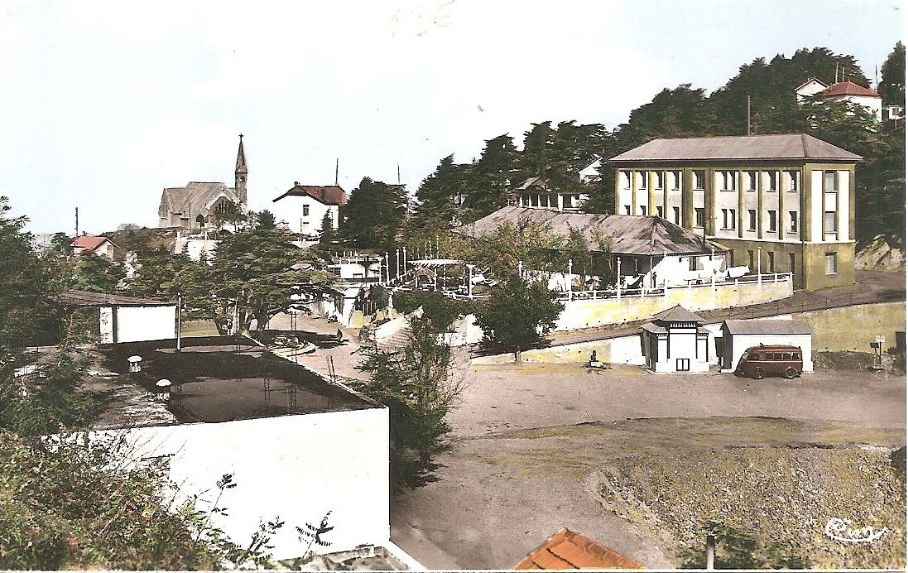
[640,305,711,373]
[795,78,883,121]
[56,289,177,344]
[609,133,861,290]
[272,183,347,238]
[71,234,119,261]
[157,135,248,230]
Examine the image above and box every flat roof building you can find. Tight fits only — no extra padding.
[609,133,861,290]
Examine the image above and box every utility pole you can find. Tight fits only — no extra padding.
[176,292,183,352]
[335,158,339,186]
[746,95,751,136]
[397,163,401,185]
[75,207,79,237]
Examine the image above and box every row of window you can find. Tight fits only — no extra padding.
[623,169,823,192]
[718,209,801,233]
[739,250,838,276]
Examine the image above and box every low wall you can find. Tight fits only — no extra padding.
[555,279,792,331]
[95,408,390,560]
[796,301,906,353]
[472,335,646,365]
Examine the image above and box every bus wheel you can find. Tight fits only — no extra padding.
[753,368,764,380]
[784,367,798,379]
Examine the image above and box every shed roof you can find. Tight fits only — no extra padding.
[454,206,718,256]
[820,80,880,98]
[514,529,642,570]
[55,289,175,307]
[609,134,862,163]
[273,184,348,206]
[654,305,706,323]
[723,319,812,335]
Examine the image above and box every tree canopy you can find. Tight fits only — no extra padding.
[339,177,408,249]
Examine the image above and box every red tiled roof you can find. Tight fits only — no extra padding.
[514,529,642,570]
[819,81,880,98]
[71,235,111,253]
[273,184,348,206]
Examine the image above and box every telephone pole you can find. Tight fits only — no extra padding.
[746,95,751,136]
[75,207,79,237]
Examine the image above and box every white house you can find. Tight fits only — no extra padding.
[272,183,347,238]
[796,78,882,122]
[71,235,119,261]
[640,305,711,373]
[719,318,813,373]
[57,290,177,344]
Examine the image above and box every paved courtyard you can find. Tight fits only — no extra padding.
[391,362,906,569]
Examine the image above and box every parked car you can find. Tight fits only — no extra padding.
[735,344,804,379]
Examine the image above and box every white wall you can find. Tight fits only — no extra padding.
[99,408,389,560]
[273,196,340,236]
[115,305,176,343]
[810,170,824,241]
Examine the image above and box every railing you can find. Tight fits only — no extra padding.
[552,272,792,302]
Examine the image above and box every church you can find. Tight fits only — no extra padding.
[157,135,248,229]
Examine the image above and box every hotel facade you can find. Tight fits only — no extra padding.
[609,134,861,291]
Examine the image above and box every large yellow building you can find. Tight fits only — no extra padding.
[609,134,861,290]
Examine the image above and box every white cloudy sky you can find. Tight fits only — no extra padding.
[0,0,902,233]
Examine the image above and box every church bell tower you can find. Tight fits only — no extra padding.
[235,133,248,205]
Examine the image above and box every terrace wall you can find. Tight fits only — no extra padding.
[97,407,389,560]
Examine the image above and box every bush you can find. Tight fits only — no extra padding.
[393,291,477,332]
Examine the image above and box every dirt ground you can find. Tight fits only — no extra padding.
[391,363,906,569]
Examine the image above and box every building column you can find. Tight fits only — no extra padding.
[705,168,715,236]
[647,171,657,216]
[801,165,811,243]
[557,193,563,212]
[613,170,622,215]
[848,166,856,241]
[738,171,745,238]
[778,169,784,240]
[681,168,693,228]
[757,169,764,240]
[662,170,670,220]
[630,171,638,216]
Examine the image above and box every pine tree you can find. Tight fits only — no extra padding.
[879,41,905,107]
[339,177,408,249]
[464,134,519,218]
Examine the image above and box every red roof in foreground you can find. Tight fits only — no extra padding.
[820,81,880,98]
[71,235,111,253]
[273,184,347,206]
[514,529,642,570]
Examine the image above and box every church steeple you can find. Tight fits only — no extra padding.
[235,133,248,205]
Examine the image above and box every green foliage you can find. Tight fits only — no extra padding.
[879,41,905,108]
[393,291,476,332]
[411,154,473,231]
[125,248,211,322]
[255,209,277,230]
[50,232,73,255]
[319,210,336,246]
[679,521,809,570]
[209,228,329,333]
[211,199,244,231]
[340,177,408,249]
[474,275,564,360]
[463,134,520,218]
[70,254,126,293]
[353,317,464,489]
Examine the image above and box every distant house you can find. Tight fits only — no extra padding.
[71,235,119,261]
[795,78,882,121]
[55,289,176,344]
[272,182,347,237]
[720,318,813,372]
[513,176,588,212]
[158,135,248,230]
[641,305,711,373]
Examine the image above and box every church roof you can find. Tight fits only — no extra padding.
[235,134,248,174]
[159,181,242,219]
[273,184,348,206]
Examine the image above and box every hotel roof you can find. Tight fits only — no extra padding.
[514,529,642,570]
[455,206,721,256]
[609,133,862,163]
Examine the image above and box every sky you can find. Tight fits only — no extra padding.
[0,0,903,234]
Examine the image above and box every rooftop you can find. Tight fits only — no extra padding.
[92,336,378,429]
[71,235,112,253]
[653,304,706,324]
[723,319,812,335]
[274,184,348,206]
[609,133,862,163]
[819,80,880,99]
[455,206,720,256]
[56,289,174,307]
[513,529,642,570]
